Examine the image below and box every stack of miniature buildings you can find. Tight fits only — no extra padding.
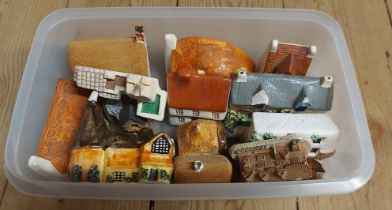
[226,39,338,182]
[28,29,339,184]
[29,26,175,184]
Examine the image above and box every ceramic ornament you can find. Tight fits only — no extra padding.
[248,112,339,159]
[173,154,232,183]
[177,119,226,156]
[74,65,161,102]
[230,135,325,182]
[28,79,88,180]
[164,34,257,125]
[68,25,150,76]
[258,39,317,76]
[138,133,175,184]
[230,70,334,112]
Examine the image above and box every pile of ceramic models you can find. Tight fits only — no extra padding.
[27,25,339,184]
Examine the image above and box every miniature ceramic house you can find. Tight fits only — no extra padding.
[174,154,232,183]
[68,91,154,183]
[74,66,160,101]
[164,34,255,77]
[68,25,150,76]
[229,134,324,182]
[248,112,339,159]
[259,39,317,76]
[165,34,255,125]
[139,133,175,184]
[68,146,105,182]
[104,147,140,183]
[177,119,226,156]
[230,70,334,111]
[167,71,231,124]
[74,66,167,121]
[28,80,88,180]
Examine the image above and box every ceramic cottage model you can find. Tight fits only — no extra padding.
[259,39,317,76]
[164,34,255,125]
[28,80,88,180]
[230,70,334,112]
[68,25,150,76]
[177,119,226,155]
[68,92,175,183]
[174,120,232,183]
[229,134,325,182]
[71,26,167,121]
[138,133,175,184]
[248,112,339,159]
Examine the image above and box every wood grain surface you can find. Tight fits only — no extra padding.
[0,0,391,209]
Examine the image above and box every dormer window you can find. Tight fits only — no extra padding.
[151,135,170,154]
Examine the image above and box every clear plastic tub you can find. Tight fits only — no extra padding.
[4,7,375,200]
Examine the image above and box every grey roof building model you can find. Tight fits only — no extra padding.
[230,70,334,111]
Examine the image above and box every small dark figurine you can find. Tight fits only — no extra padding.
[75,92,153,149]
[135,25,145,43]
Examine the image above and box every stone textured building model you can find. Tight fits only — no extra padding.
[229,134,325,182]
[259,39,317,76]
[164,34,255,125]
[230,70,334,111]
[68,25,150,76]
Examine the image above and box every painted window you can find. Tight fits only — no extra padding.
[151,136,170,154]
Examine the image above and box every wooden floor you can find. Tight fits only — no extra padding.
[0,0,391,209]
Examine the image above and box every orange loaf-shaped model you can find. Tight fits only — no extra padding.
[171,37,255,78]
[36,79,88,175]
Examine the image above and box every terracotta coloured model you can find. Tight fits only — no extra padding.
[167,71,231,124]
[174,154,232,183]
[28,79,88,180]
[248,112,339,159]
[230,134,325,182]
[230,70,334,111]
[165,34,255,124]
[68,25,150,76]
[164,34,255,77]
[177,119,226,155]
[259,39,317,76]
[139,133,175,184]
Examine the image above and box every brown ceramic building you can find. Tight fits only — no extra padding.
[259,39,317,76]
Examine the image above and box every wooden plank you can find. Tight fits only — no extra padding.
[0,0,69,203]
[386,0,392,26]
[67,0,177,7]
[283,0,392,209]
[178,0,283,7]
[0,184,149,210]
[157,3,294,210]
[154,199,297,210]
